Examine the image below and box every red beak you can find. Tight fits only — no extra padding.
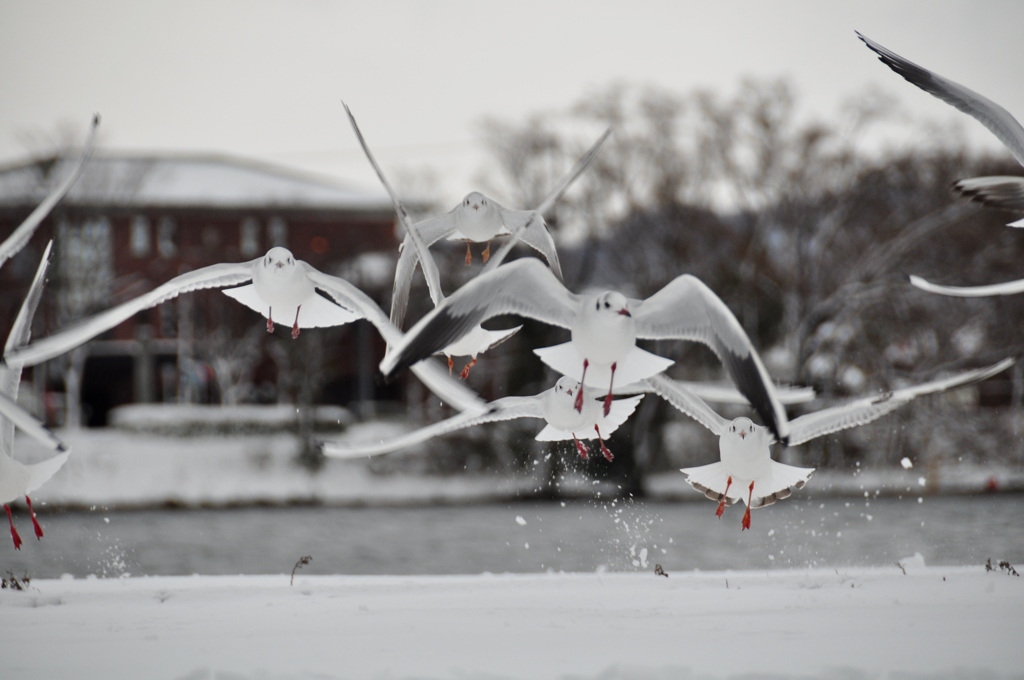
[618,308,631,317]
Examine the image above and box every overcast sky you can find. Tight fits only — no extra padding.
[1,0,1022,205]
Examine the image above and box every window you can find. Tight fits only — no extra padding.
[240,218,260,257]
[157,217,177,259]
[130,216,151,257]
[267,216,288,248]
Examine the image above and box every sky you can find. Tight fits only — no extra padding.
[1,0,1023,206]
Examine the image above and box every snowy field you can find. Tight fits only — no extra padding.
[1,566,1021,680]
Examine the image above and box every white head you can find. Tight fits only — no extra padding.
[553,376,581,400]
[592,291,631,319]
[262,247,296,271]
[460,191,491,213]
[725,417,759,442]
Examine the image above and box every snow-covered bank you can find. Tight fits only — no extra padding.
[1,567,1020,680]
[15,428,1024,509]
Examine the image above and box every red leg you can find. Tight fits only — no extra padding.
[267,307,275,334]
[741,481,754,531]
[4,505,22,550]
[25,496,43,540]
[575,360,589,413]
[573,434,589,460]
[447,356,454,375]
[594,425,614,462]
[459,357,477,380]
[291,305,302,339]
[716,476,733,517]
[481,241,491,263]
[603,362,617,417]
[465,240,473,266]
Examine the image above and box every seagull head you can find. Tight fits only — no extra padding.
[594,291,631,318]
[727,417,757,441]
[461,191,489,213]
[554,376,581,399]
[264,247,296,271]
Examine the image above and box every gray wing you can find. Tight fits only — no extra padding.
[482,129,611,277]
[2,242,55,455]
[639,373,729,436]
[497,209,563,281]
[322,395,544,458]
[0,115,99,269]
[858,32,1024,168]
[787,358,1014,446]
[0,391,66,455]
[342,103,446,312]
[953,176,1024,213]
[304,266,486,414]
[910,274,1024,297]
[391,213,458,329]
[673,380,815,406]
[4,259,257,368]
[632,274,789,443]
[380,258,579,379]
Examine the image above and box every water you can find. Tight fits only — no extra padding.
[4,494,1022,579]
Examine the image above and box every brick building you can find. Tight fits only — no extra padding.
[0,151,400,426]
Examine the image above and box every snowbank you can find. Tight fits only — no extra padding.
[1,566,1020,679]
[14,427,1024,509]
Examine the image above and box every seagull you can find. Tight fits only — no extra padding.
[379,257,789,442]
[858,32,1024,225]
[0,114,99,269]
[640,357,1014,530]
[387,124,611,330]
[4,249,487,414]
[4,246,360,365]
[323,376,642,462]
[1,242,72,549]
[343,103,522,378]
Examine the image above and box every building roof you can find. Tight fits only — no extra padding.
[0,151,394,212]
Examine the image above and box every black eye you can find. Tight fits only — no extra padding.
[604,301,610,308]
[595,301,600,311]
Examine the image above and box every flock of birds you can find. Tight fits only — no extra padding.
[0,32,1022,549]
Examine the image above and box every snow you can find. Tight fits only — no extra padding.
[12,428,1023,509]
[0,154,393,211]
[1,567,1020,679]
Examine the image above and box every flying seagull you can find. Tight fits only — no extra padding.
[379,257,788,442]
[5,249,487,415]
[323,376,642,462]
[343,102,522,378]
[387,125,611,330]
[0,114,99,269]
[858,31,1024,225]
[640,357,1014,529]
[1,242,72,549]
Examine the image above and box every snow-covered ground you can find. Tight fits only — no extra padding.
[16,427,1024,509]
[1,566,1020,680]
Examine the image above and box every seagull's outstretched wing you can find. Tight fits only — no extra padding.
[632,274,788,443]
[390,213,458,328]
[857,31,1024,169]
[4,260,257,368]
[482,129,611,276]
[910,274,1024,297]
[786,358,1014,447]
[303,267,487,414]
[0,242,66,456]
[0,115,99,269]
[953,176,1024,215]
[0,392,66,455]
[380,258,579,380]
[639,373,730,436]
[322,395,543,458]
[343,102,445,309]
